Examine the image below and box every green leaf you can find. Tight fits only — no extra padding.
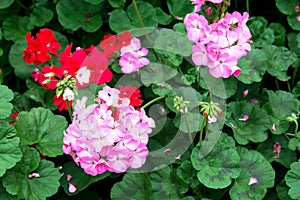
[167,0,193,18]
[2,16,34,42]
[83,0,104,4]
[24,79,47,105]
[60,161,110,196]
[9,39,35,79]
[0,180,18,200]
[277,180,293,200]
[263,90,300,134]
[269,23,286,46]
[288,14,300,31]
[285,160,300,199]
[292,80,300,98]
[30,6,53,27]
[248,17,274,47]
[191,133,241,189]
[276,0,299,15]
[141,63,178,86]
[226,101,270,145]
[150,167,188,198]
[127,2,158,29]
[177,160,200,188]
[257,134,297,168]
[56,0,103,32]
[108,0,126,8]
[237,48,267,84]
[109,9,133,33]
[229,147,275,200]
[3,146,60,200]
[0,85,13,119]
[154,28,192,57]
[155,7,172,25]
[0,0,14,9]
[14,107,68,157]
[111,173,151,200]
[263,45,297,81]
[287,32,300,56]
[0,122,22,176]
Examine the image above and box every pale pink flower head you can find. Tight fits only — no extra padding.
[242,90,249,98]
[239,114,249,121]
[295,5,300,12]
[297,16,300,22]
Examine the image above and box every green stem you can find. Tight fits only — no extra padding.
[286,132,296,137]
[141,96,165,109]
[183,112,193,146]
[295,121,299,134]
[16,0,30,10]
[132,0,152,45]
[283,133,290,140]
[66,100,73,120]
[287,81,291,93]
[246,0,250,14]
[275,78,280,90]
[199,117,207,144]
[196,66,201,91]
[292,64,299,87]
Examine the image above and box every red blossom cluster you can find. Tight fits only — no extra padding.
[23,28,144,111]
[23,28,60,65]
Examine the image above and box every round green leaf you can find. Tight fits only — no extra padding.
[177,160,199,188]
[127,2,158,29]
[154,29,192,57]
[2,16,34,42]
[191,133,241,189]
[263,45,297,81]
[167,0,193,18]
[111,173,152,200]
[155,7,172,25]
[229,147,275,200]
[237,48,268,84]
[269,23,286,46]
[30,6,54,27]
[109,9,133,33]
[9,39,35,79]
[226,101,270,145]
[287,32,300,55]
[150,167,188,198]
[108,0,126,8]
[263,90,300,134]
[60,161,110,196]
[288,15,300,31]
[0,181,18,200]
[277,180,293,200]
[257,135,297,168]
[83,0,103,4]
[56,0,103,32]
[14,107,68,157]
[276,0,299,15]
[0,122,22,176]
[0,85,13,119]
[0,0,14,9]
[285,160,300,199]
[3,146,60,200]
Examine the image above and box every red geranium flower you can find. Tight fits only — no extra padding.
[118,85,143,107]
[36,28,61,56]
[54,95,72,111]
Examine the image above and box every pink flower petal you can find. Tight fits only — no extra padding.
[68,183,77,193]
[248,177,258,185]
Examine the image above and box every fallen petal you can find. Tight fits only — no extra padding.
[248,177,258,185]
[68,183,77,193]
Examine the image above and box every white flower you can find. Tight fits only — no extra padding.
[63,87,75,101]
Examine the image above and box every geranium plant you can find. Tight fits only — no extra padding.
[0,0,299,199]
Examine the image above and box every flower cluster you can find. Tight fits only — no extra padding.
[24,29,114,111]
[184,10,252,78]
[63,86,155,175]
[23,28,60,65]
[119,38,150,74]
